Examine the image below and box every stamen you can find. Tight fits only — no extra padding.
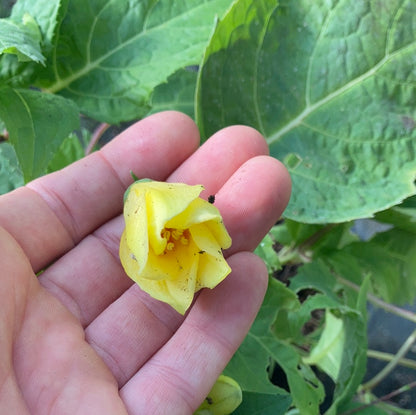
[161,228,190,253]
[172,229,183,240]
[162,229,171,240]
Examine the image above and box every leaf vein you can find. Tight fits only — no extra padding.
[47,1,221,93]
[253,4,279,135]
[267,41,416,146]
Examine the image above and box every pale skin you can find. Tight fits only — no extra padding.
[0,111,291,415]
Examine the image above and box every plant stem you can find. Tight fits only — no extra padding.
[361,328,416,391]
[367,349,416,370]
[85,122,110,155]
[298,224,337,251]
[336,276,416,324]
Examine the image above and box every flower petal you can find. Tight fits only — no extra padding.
[136,239,200,314]
[119,230,143,280]
[190,223,232,290]
[123,187,148,275]
[166,198,232,249]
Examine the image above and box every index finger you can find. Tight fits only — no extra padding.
[0,111,200,271]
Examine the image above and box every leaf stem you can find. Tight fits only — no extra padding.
[336,276,416,324]
[298,224,337,251]
[85,122,110,155]
[276,224,337,265]
[367,349,416,371]
[361,328,416,391]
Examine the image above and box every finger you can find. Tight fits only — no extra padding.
[39,125,271,326]
[0,111,200,271]
[217,155,291,254]
[0,227,32,414]
[119,252,268,414]
[168,125,269,197]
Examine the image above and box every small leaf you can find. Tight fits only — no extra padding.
[10,0,69,55]
[304,311,346,380]
[289,261,368,415]
[0,86,79,182]
[0,14,45,64]
[46,133,85,173]
[0,0,69,87]
[254,232,281,274]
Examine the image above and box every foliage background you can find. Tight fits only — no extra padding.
[1,0,415,413]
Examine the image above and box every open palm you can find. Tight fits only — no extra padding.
[0,112,291,414]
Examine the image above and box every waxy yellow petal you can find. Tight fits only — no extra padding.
[190,223,231,290]
[123,187,148,275]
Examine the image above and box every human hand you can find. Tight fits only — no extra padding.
[0,111,291,414]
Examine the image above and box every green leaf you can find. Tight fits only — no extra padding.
[0,14,45,63]
[225,278,324,414]
[10,0,68,55]
[375,196,416,234]
[254,232,281,274]
[147,67,198,119]
[338,401,389,415]
[46,132,85,173]
[0,142,24,194]
[232,391,291,415]
[304,311,346,380]
[325,277,369,415]
[196,0,416,223]
[328,228,416,306]
[289,261,368,415]
[0,86,79,182]
[41,0,233,124]
[0,0,68,87]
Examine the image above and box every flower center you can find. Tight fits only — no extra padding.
[161,228,189,253]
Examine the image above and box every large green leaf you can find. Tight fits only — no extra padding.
[0,87,79,182]
[197,0,416,223]
[40,0,233,123]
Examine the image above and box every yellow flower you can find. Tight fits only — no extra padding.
[119,180,232,314]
